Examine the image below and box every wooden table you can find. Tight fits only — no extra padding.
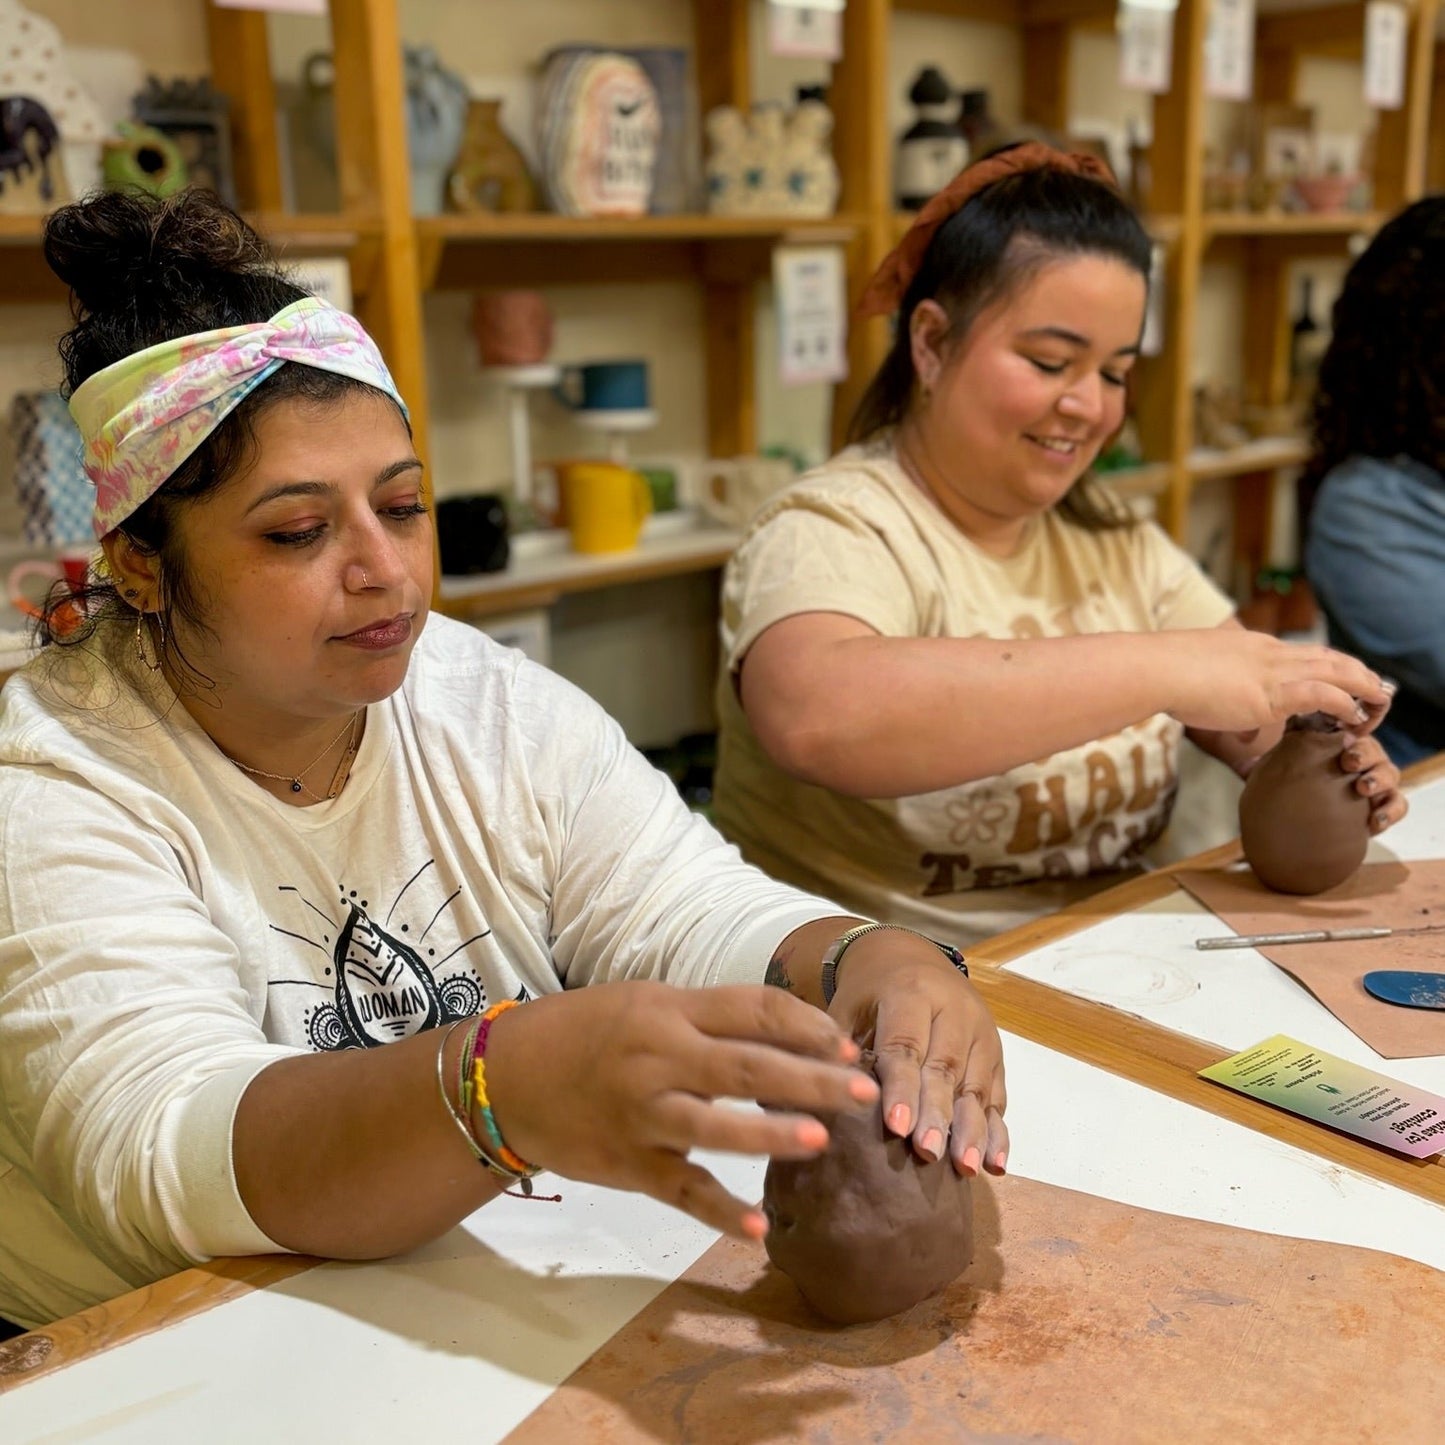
[967,753,1445,1206]
[3,1032,1444,1441]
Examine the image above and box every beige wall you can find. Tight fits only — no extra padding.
[0,2,1384,731]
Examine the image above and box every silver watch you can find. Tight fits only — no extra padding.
[819,922,968,1005]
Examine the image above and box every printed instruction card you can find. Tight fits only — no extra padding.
[1200,1034,1445,1158]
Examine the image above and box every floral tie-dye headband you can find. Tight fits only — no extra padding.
[68,297,409,538]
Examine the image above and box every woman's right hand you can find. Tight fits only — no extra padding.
[481,981,879,1239]
[1158,628,1389,734]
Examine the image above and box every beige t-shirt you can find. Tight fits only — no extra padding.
[715,444,1235,946]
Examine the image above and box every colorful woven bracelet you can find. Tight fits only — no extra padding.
[468,999,539,1178]
[435,1016,517,1183]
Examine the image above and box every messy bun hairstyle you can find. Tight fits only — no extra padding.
[41,189,398,670]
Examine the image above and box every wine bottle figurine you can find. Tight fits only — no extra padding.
[1238,712,1371,895]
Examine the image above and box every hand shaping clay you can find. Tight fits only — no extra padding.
[762,1064,974,1325]
[1239,712,1371,895]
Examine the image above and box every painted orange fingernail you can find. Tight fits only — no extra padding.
[888,1103,911,1133]
[993,1151,1008,1173]
[797,1119,828,1149]
[849,1073,880,1102]
[742,1209,768,1240]
[961,1145,981,1176]
[920,1128,944,1161]
[838,1037,860,1062]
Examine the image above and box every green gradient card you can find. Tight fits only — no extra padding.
[1201,1034,1445,1157]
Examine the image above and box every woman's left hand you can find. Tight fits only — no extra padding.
[827,930,1008,1178]
[1339,727,1409,834]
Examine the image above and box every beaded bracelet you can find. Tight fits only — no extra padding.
[434,1016,517,1184]
[468,1000,540,1180]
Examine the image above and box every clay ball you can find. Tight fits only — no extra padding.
[762,1087,974,1325]
[1239,713,1371,895]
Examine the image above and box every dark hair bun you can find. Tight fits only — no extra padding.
[44,188,308,394]
[44,188,276,318]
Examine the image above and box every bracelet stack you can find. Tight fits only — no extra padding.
[435,1000,542,1194]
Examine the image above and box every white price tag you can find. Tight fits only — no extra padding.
[1363,1,1408,111]
[212,0,328,12]
[774,246,848,386]
[1118,3,1176,96]
[1205,0,1255,101]
[768,0,844,61]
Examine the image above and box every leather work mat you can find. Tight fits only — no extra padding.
[1177,859,1445,1058]
[504,1173,1445,1444]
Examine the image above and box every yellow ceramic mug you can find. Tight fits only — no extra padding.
[558,461,652,554]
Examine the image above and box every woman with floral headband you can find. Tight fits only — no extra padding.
[0,190,1006,1333]
[714,144,1407,946]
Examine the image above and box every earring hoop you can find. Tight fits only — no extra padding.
[135,609,165,671]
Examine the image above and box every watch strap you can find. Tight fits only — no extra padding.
[819,922,968,1005]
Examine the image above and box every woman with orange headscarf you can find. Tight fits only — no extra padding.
[714,145,1406,945]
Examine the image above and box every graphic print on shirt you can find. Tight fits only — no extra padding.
[268,859,491,1051]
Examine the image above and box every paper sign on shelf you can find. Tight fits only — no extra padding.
[1204,0,1255,101]
[212,0,327,13]
[774,245,848,387]
[1201,1034,1445,1158]
[1118,2,1176,96]
[1363,1,1408,111]
[283,256,353,315]
[768,0,844,62]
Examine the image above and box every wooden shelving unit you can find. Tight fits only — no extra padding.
[8,0,1437,612]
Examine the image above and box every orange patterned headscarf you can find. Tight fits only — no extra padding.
[858,142,1121,319]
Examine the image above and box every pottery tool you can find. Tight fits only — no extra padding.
[1196,923,1445,950]
[1362,970,1445,1010]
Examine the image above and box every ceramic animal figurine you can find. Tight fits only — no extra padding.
[0,1,106,193]
[1239,712,1371,895]
[538,50,659,217]
[0,93,66,212]
[447,98,536,213]
[706,100,838,216]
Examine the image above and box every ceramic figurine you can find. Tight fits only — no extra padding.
[896,66,967,210]
[706,101,838,217]
[0,93,66,213]
[404,46,468,216]
[132,76,236,207]
[300,45,467,216]
[447,98,536,213]
[537,50,659,217]
[0,0,105,194]
[101,121,186,199]
[780,99,839,217]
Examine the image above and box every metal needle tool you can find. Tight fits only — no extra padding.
[1196,923,1445,950]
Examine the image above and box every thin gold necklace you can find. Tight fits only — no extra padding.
[229,712,362,801]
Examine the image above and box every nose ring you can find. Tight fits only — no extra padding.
[361,571,370,588]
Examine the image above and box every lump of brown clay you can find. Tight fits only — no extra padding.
[1239,712,1371,895]
[762,1068,974,1326]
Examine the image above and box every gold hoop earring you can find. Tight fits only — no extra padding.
[135,609,164,671]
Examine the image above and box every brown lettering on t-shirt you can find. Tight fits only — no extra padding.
[1124,741,1163,812]
[920,851,973,896]
[1076,750,1125,826]
[1006,774,1072,853]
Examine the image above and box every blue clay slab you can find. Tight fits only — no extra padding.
[1362,970,1445,1010]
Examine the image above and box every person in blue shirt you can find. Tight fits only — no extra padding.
[1302,198,1445,765]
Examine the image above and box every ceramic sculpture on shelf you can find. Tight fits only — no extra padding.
[101,121,186,199]
[537,50,659,217]
[0,94,67,213]
[300,44,467,216]
[447,98,537,212]
[896,66,968,210]
[0,0,105,195]
[404,46,468,216]
[706,100,838,217]
[132,76,236,207]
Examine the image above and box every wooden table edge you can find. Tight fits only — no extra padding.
[0,1253,321,1394]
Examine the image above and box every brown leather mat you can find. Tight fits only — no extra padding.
[1178,859,1445,1058]
[506,1172,1445,1444]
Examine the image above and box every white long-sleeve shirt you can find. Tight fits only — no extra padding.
[0,616,837,1328]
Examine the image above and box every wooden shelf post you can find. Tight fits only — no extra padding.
[205,2,285,212]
